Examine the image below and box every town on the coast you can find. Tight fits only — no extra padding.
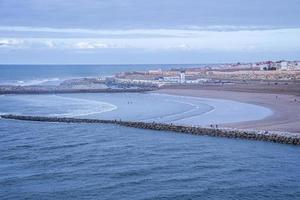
[114,60,300,87]
[1,60,300,94]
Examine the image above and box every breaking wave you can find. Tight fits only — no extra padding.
[16,78,62,86]
[0,95,117,117]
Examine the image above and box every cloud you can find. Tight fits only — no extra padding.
[0,25,292,38]
[44,40,56,48]
[0,39,24,47]
[0,26,300,52]
[73,42,114,49]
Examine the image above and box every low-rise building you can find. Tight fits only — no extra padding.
[163,76,180,83]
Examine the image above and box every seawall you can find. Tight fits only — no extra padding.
[0,88,155,95]
[1,114,300,146]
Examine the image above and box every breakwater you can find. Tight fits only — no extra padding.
[0,87,154,95]
[1,114,300,145]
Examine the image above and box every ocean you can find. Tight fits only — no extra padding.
[0,64,197,86]
[0,65,300,200]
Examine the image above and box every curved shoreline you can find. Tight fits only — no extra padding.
[149,93,272,126]
[156,89,300,133]
[141,97,215,123]
[1,114,299,146]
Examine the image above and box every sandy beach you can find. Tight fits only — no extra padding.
[157,88,300,133]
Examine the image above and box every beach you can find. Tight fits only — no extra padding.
[157,88,300,133]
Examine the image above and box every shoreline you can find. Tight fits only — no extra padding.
[150,93,272,126]
[156,88,300,133]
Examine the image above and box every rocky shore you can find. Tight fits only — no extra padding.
[1,114,299,146]
[0,86,154,94]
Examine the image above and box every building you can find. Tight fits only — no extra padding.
[279,61,288,70]
[163,76,180,83]
[148,69,162,75]
[180,70,186,84]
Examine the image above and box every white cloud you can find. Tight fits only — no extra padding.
[73,42,114,49]
[44,40,56,48]
[0,25,294,38]
[0,27,300,52]
[74,42,97,49]
[0,39,24,47]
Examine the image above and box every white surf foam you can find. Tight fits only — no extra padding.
[0,94,117,117]
[143,98,214,122]
[50,95,117,117]
[149,93,273,126]
[15,78,62,86]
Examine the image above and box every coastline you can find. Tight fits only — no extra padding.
[149,93,272,126]
[156,88,300,133]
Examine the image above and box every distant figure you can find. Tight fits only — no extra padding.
[210,124,213,128]
[276,96,278,99]
[216,124,218,129]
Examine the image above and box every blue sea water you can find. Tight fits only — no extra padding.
[0,65,300,199]
[0,93,272,126]
[1,120,300,200]
[0,64,197,85]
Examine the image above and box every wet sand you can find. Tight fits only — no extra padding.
[157,89,300,133]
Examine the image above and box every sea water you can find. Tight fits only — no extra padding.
[1,120,300,200]
[0,65,299,199]
[0,93,272,126]
[0,64,195,85]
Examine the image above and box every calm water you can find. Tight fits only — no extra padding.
[1,120,300,200]
[0,65,300,199]
[0,93,272,126]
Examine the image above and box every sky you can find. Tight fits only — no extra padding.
[0,0,300,64]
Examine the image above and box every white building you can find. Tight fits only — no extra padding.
[148,69,162,74]
[180,71,186,84]
[185,79,208,84]
[280,61,288,70]
[163,76,180,83]
[259,64,269,71]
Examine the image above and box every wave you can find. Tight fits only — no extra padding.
[43,95,118,117]
[0,94,117,118]
[0,78,63,86]
[143,99,214,123]
[15,78,62,86]
[143,93,215,123]
[1,75,101,86]
[153,93,273,125]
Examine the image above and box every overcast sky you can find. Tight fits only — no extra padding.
[0,0,300,64]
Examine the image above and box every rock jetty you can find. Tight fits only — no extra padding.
[1,114,300,146]
[0,86,154,95]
